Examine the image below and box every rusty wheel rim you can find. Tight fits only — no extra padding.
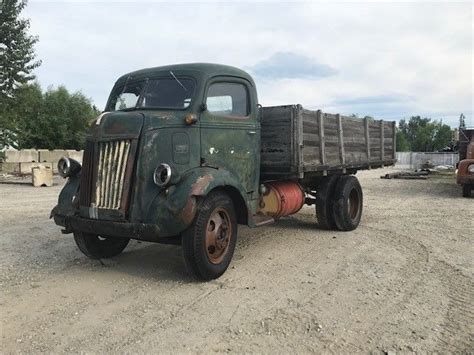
[347,188,360,220]
[205,207,232,265]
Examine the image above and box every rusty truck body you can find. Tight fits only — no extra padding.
[457,128,474,197]
[51,63,396,280]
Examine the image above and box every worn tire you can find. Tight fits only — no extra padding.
[73,232,130,259]
[331,175,363,231]
[462,184,472,197]
[181,191,237,281]
[315,175,339,230]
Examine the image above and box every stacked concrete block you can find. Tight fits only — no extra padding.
[4,149,39,162]
[1,148,84,175]
[32,165,53,187]
[0,162,20,174]
[38,149,67,162]
[20,162,54,174]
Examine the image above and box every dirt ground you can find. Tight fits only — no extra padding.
[1,169,473,353]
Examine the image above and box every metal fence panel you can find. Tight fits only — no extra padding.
[396,152,458,169]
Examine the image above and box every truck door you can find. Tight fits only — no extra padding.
[200,77,260,194]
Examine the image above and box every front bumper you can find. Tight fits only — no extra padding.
[56,214,163,242]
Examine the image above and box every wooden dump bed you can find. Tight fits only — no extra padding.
[260,105,396,180]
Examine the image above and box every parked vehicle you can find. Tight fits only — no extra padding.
[457,128,474,197]
[51,63,396,280]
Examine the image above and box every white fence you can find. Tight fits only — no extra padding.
[395,152,458,169]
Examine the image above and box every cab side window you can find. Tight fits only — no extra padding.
[206,82,249,117]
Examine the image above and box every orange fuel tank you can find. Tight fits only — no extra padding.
[259,181,305,219]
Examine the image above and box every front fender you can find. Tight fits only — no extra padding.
[457,159,474,185]
[146,167,250,237]
[50,175,80,226]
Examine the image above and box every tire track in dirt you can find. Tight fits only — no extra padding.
[431,259,474,352]
[262,224,430,352]
[361,225,473,352]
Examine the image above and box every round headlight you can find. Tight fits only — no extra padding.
[153,163,172,187]
[468,164,474,174]
[57,157,81,178]
[57,157,71,178]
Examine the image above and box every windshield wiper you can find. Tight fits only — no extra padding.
[169,71,187,92]
[119,75,132,96]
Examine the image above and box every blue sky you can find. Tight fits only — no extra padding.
[25,1,473,127]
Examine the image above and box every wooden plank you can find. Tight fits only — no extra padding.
[364,117,371,166]
[337,114,345,166]
[303,138,320,147]
[380,120,384,163]
[317,110,326,166]
[303,132,320,142]
[392,121,396,159]
[296,105,304,178]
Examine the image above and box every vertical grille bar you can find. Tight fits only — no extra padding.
[79,141,94,206]
[115,141,130,209]
[113,140,127,209]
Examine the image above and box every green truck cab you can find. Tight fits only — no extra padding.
[52,63,396,280]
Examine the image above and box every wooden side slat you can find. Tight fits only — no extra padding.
[337,114,345,165]
[392,121,396,159]
[364,118,371,163]
[380,120,384,163]
[317,110,326,166]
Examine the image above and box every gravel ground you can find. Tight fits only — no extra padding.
[1,169,472,353]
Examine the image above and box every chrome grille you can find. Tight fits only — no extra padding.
[94,140,131,210]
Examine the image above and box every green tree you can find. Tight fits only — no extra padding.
[396,129,410,151]
[17,85,99,150]
[6,81,42,146]
[433,122,452,149]
[0,0,41,97]
[0,0,41,148]
[398,116,453,152]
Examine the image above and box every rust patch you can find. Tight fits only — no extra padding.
[191,174,215,196]
[180,195,197,225]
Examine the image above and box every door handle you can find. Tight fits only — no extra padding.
[247,131,256,135]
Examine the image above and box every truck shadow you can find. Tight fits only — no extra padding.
[271,216,329,231]
[98,241,194,283]
[75,216,333,282]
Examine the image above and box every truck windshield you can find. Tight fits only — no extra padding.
[107,77,195,111]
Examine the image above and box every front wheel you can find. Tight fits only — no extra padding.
[462,184,472,197]
[181,191,237,281]
[73,232,130,259]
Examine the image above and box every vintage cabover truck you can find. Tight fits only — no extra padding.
[52,63,396,280]
[457,128,474,197]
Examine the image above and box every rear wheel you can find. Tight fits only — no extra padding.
[331,175,363,231]
[462,184,472,197]
[181,191,237,281]
[73,232,130,259]
[315,175,339,230]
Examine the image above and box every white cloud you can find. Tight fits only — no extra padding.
[24,1,472,126]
